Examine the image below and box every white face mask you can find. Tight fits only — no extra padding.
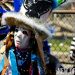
[14,27,30,49]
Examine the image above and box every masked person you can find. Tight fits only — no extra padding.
[0,0,66,75]
[0,12,52,75]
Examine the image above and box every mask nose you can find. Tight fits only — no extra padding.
[16,31,22,38]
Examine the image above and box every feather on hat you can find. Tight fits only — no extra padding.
[1,12,51,40]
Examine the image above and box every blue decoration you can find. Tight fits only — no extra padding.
[0,57,4,72]
[0,7,6,13]
[14,0,23,12]
[0,25,10,35]
[9,48,19,75]
[52,0,66,9]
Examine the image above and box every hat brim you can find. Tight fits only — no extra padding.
[1,12,51,40]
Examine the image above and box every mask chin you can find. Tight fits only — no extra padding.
[15,43,26,50]
[16,45,20,49]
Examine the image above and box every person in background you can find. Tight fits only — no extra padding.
[0,11,52,75]
[70,37,75,61]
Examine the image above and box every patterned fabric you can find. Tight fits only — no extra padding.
[14,49,31,75]
[0,47,45,75]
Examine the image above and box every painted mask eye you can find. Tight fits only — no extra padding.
[15,28,18,32]
[22,31,28,35]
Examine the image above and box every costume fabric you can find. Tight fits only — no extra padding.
[0,47,45,75]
